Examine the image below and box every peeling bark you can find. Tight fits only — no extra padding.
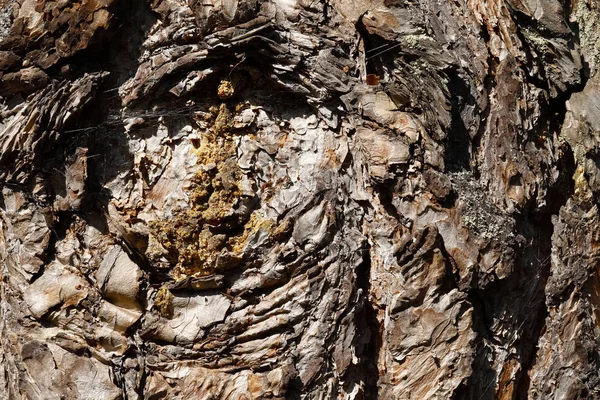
[1,0,600,399]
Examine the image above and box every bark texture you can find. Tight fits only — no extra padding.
[0,0,599,398]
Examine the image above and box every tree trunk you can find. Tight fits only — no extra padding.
[0,0,599,398]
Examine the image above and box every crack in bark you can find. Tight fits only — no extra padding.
[355,237,380,399]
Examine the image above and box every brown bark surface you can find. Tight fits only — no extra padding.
[0,0,599,398]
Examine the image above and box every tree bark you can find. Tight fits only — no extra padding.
[0,0,599,398]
